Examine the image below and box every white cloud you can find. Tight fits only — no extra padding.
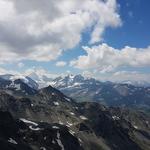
[108,71,150,83]
[24,67,58,79]
[0,66,58,78]
[82,70,94,78]
[81,70,150,83]
[0,0,121,63]
[0,67,18,75]
[71,43,150,72]
[17,62,24,68]
[0,67,8,75]
[56,61,67,67]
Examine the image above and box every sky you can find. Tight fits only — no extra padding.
[0,0,150,82]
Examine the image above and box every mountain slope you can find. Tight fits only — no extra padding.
[0,111,83,150]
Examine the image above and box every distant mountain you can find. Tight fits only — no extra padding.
[0,75,38,96]
[26,72,53,88]
[51,74,100,88]
[121,80,150,88]
[0,84,149,150]
[0,74,39,90]
[1,74,150,108]
[51,74,150,107]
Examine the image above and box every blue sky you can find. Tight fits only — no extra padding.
[105,0,150,48]
[0,0,150,82]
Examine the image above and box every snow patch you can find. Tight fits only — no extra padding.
[66,122,73,127]
[53,102,59,106]
[29,126,42,131]
[59,121,64,125]
[56,132,64,150]
[80,115,88,120]
[52,92,55,96]
[14,84,21,90]
[40,147,46,150]
[78,138,82,143]
[65,97,71,102]
[69,130,75,136]
[52,126,60,129]
[133,125,138,129]
[112,116,120,120]
[8,138,17,145]
[74,107,78,110]
[52,140,55,144]
[20,118,38,126]
[70,112,75,115]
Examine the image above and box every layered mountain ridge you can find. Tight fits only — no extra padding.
[0,75,149,150]
[0,74,150,108]
[50,74,150,107]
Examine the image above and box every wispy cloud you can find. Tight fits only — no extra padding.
[56,61,67,67]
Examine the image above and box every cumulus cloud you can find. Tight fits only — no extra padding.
[0,0,121,63]
[70,43,150,72]
[56,61,67,67]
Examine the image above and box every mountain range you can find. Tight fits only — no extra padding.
[50,74,150,108]
[0,76,149,150]
[0,74,150,108]
[0,73,149,150]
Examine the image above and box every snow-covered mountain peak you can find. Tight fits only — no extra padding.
[0,74,39,90]
[51,74,99,89]
[10,75,29,83]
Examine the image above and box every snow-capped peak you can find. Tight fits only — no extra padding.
[0,74,39,90]
[51,74,95,88]
[10,75,29,83]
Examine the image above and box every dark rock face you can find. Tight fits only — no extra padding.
[0,82,149,150]
[76,102,150,150]
[0,111,32,150]
[13,79,37,95]
[77,103,141,150]
[0,78,12,88]
[0,111,83,150]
